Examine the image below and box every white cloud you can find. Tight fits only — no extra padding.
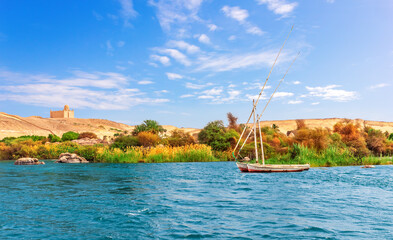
[156,48,191,66]
[246,26,264,35]
[180,94,194,98]
[201,87,223,95]
[305,85,357,102]
[167,40,200,54]
[208,24,217,31]
[228,35,236,41]
[221,5,263,36]
[274,92,294,98]
[370,83,390,89]
[221,6,249,23]
[138,80,154,85]
[166,72,183,80]
[196,49,291,72]
[0,70,169,110]
[118,0,138,27]
[149,0,203,31]
[185,82,213,89]
[256,0,298,17]
[288,100,302,104]
[198,95,214,99]
[311,102,320,105]
[198,34,211,44]
[150,54,171,66]
[293,81,301,85]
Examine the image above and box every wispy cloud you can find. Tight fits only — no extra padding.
[167,40,200,54]
[166,72,183,80]
[150,54,171,66]
[288,100,302,104]
[149,0,204,31]
[185,82,213,89]
[180,94,194,98]
[138,80,154,85]
[221,5,263,35]
[198,34,211,44]
[274,92,294,98]
[196,49,291,72]
[106,40,114,56]
[305,85,357,102]
[118,0,138,27]
[370,83,390,89]
[0,70,169,110]
[293,81,301,85]
[208,24,217,31]
[155,48,191,66]
[256,0,298,17]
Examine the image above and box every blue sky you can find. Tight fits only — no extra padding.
[0,0,392,128]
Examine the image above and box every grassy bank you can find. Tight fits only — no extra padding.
[0,141,219,163]
[262,146,393,167]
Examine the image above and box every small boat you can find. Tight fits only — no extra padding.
[247,163,310,173]
[232,25,309,173]
[236,162,249,172]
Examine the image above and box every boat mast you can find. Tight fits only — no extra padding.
[236,52,300,158]
[257,115,265,165]
[232,25,294,159]
[253,100,258,163]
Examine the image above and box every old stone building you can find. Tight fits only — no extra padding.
[50,105,74,118]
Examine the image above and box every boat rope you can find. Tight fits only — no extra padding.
[236,52,300,158]
[232,25,294,157]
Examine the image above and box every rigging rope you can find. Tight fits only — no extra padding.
[236,52,300,157]
[232,25,294,156]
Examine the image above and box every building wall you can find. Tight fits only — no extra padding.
[50,110,74,118]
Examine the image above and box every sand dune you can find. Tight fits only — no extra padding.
[0,112,392,140]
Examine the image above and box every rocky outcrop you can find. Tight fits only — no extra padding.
[55,153,89,163]
[14,158,45,165]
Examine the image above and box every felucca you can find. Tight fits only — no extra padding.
[233,25,310,173]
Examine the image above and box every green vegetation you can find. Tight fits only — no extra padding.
[61,131,80,141]
[132,120,166,135]
[1,117,392,167]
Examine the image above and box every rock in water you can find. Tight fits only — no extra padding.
[361,165,375,168]
[14,158,45,165]
[55,153,89,163]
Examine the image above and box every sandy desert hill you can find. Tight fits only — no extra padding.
[1,112,393,140]
[0,112,200,139]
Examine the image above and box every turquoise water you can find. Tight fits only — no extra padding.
[0,161,392,239]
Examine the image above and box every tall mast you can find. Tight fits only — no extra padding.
[258,115,265,165]
[232,25,294,158]
[236,52,300,158]
[253,100,258,163]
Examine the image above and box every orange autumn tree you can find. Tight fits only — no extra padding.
[333,120,369,158]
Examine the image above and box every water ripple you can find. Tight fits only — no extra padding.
[0,161,393,239]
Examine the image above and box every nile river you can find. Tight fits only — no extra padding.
[0,161,392,239]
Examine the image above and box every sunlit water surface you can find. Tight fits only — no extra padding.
[0,161,392,239]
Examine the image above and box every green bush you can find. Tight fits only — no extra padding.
[61,131,80,141]
[111,135,140,150]
[198,120,231,151]
[48,134,61,142]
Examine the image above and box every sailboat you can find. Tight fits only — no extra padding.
[233,25,310,173]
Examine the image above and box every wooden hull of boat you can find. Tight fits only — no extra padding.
[247,164,310,173]
[236,162,249,172]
